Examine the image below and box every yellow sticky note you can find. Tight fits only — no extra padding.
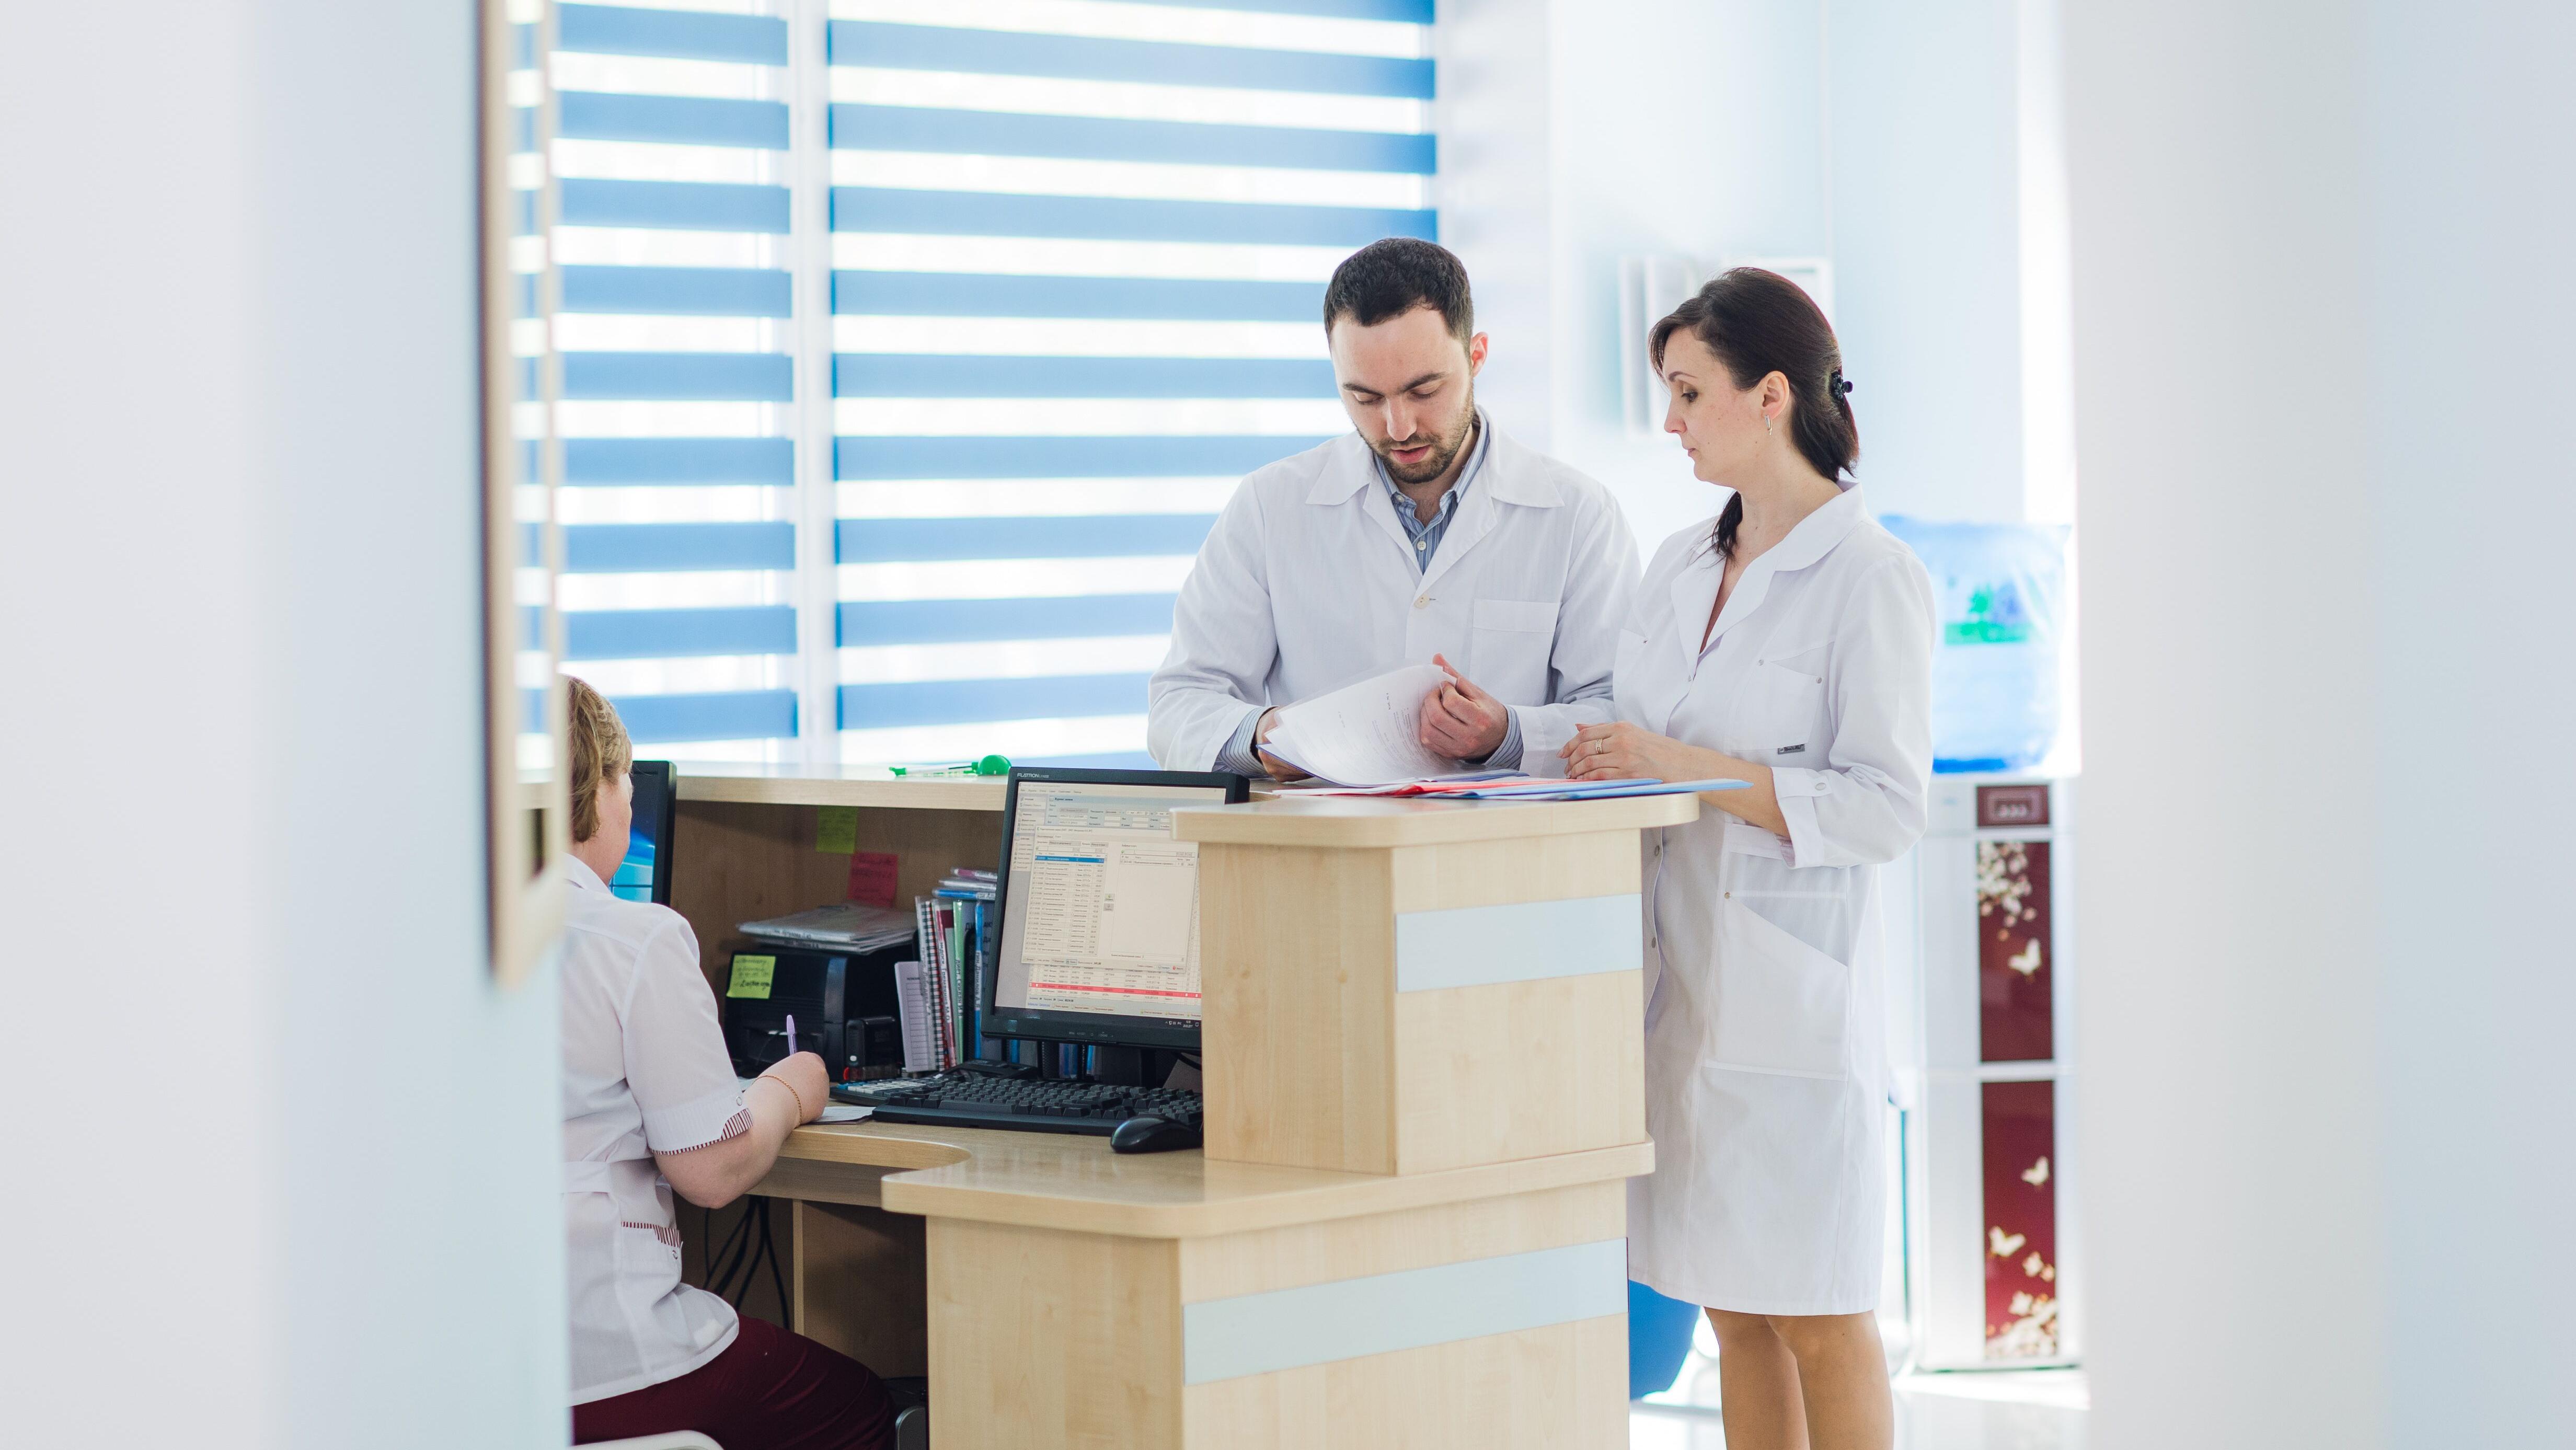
[815,806,858,855]
[727,954,776,999]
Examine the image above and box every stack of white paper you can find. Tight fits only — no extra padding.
[1259,664,1466,787]
[739,901,917,952]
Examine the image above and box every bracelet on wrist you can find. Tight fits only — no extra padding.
[756,1072,811,1121]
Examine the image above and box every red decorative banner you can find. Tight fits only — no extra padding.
[1982,1079,2059,1360]
[1975,839,2053,1062]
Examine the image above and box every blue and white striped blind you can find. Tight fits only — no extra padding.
[539,1,808,761]
[825,0,1435,766]
[508,5,559,773]
[522,0,1435,764]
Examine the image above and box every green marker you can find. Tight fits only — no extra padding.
[892,754,1010,778]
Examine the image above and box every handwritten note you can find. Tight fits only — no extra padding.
[848,851,899,909]
[814,805,858,855]
[726,954,776,999]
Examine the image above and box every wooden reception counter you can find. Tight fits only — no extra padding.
[672,775,1697,1449]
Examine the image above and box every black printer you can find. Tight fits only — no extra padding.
[719,946,907,1081]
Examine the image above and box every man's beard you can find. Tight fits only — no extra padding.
[1372,393,1477,486]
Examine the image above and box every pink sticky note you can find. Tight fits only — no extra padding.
[848,851,899,910]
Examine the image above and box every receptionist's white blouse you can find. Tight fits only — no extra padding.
[561,854,750,1405]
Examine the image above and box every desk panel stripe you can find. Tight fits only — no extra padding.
[1393,895,1644,993]
[1182,1239,1627,1385]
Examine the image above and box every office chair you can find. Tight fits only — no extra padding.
[886,1378,930,1449]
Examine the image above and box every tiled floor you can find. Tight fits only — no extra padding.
[1631,1344,2087,1449]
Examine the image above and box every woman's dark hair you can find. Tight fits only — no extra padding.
[1648,268,1858,560]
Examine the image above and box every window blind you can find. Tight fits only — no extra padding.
[540,2,809,760]
[824,0,1438,766]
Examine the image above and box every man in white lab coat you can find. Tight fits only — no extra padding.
[1147,239,1639,779]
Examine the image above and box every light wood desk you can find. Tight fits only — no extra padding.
[671,772,1696,1448]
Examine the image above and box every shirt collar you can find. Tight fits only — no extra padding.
[566,853,608,893]
[1758,484,1868,575]
[1373,408,1490,521]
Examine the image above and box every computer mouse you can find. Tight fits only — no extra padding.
[1109,1115,1203,1154]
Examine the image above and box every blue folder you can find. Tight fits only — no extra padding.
[1450,777,1751,801]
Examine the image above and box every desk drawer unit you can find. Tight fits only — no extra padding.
[922,1181,1629,1450]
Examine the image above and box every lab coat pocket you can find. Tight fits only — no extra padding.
[1731,640,1828,760]
[1708,896,1851,1077]
[1470,597,1561,703]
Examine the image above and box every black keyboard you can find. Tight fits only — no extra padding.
[842,1069,1203,1136]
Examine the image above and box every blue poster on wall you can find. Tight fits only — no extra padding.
[1881,516,2069,774]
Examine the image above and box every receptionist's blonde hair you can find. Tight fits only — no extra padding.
[566,676,632,845]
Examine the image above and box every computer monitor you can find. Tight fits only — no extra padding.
[981,766,1249,1053]
[612,760,676,906]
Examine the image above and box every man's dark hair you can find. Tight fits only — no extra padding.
[1322,237,1475,344]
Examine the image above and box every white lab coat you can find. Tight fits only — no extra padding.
[560,855,748,1404]
[1620,488,1934,1315]
[1147,425,1638,775]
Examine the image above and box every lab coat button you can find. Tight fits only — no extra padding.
[1413,595,1429,609]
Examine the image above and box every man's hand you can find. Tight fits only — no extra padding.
[1253,707,1308,781]
[1419,653,1509,761]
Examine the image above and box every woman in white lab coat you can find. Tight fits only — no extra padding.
[1563,270,1932,1450]
[558,678,897,1449]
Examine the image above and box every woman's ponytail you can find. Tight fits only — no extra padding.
[1711,491,1746,562]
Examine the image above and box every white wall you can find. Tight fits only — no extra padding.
[0,4,567,1446]
[2367,12,2576,1437]
[1433,0,1559,454]
[2066,2,2576,1444]
[1828,0,2031,527]
[1442,1,2059,550]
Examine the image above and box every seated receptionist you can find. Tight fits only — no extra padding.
[558,676,896,1450]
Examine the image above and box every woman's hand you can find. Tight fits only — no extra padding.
[763,1052,830,1125]
[1419,653,1510,760]
[1561,724,1790,833]
[1560,721,1704,782]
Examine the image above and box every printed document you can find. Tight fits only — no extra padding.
[1260,664,1466,787]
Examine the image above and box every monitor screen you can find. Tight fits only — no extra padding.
[613,760,675,906]
[985,768,1245,1051]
